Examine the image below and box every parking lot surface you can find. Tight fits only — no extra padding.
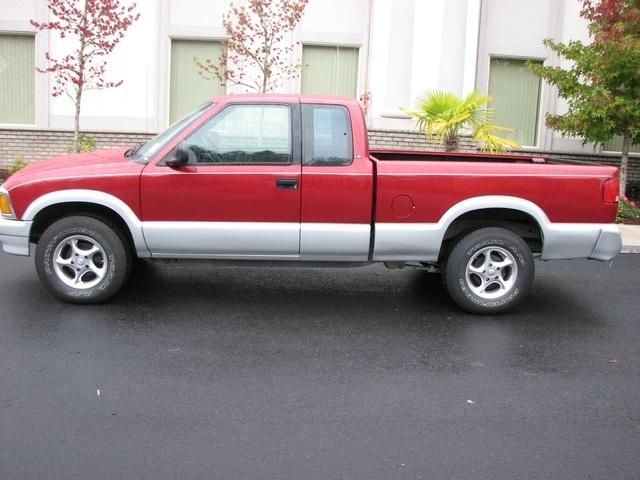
[1,254,639,480]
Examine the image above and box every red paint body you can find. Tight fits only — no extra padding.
[3,95,619,228]
[7,148,144,219]
[373,159,618,224]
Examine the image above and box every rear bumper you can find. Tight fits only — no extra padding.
[590,225,623,261]
[0,217,31,256]
[541,223,622,262]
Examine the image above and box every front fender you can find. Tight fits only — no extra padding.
[22,189,150,258]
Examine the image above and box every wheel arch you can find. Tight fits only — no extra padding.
[24,190,150,258]
[438,196,548,255]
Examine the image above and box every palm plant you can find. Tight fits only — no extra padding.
[403,91,520,153]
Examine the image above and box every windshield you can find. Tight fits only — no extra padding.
[130,102,213,162]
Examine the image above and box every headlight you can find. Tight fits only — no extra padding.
[0,190,16,219]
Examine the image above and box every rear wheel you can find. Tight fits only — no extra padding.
[35,215,131,304]
[442,227,534,314]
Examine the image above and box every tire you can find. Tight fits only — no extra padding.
[441,227,534,314]
[35,215,132,304]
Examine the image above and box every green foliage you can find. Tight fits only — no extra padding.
[528,38,640,146]
[8,156,28,175]
[528,0,640,196]
[69,133,97,153]
[626,180,640,201]
[403,91,520,153]
[617,196,640,223]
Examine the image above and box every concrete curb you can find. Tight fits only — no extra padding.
[619,225,640,254]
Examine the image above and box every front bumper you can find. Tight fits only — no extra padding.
[0,216,32,256]
[541,223,622,262]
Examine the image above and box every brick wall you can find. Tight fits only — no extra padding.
[0,129,155,169]
[368,129,477,152]
[1,127,638,181]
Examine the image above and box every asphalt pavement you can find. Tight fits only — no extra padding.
[1,253,639,480]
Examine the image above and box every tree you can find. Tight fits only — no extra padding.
[31,0,140,152]
[529,0,640,197]
[403,91,520,153]
[194,0,308,93]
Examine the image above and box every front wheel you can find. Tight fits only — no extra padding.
[442,227,534,314]
[35,215,131,304]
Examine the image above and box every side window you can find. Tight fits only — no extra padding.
[302,104,353,166]
[185,104,292,164]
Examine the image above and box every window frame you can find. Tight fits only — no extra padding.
[167,37,226,125]
[302,103,354,167]
[601,137,640,156]
[176,102,301,166]
[299,44,360,98]
[0,32,37,127]
[486,55,544,149]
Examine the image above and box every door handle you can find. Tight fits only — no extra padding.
[276,178,299,190]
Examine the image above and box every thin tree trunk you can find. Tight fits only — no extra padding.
[620,128,630,199]
[73,0,88,152]
[445,135,458,152]
[73,87,82,152]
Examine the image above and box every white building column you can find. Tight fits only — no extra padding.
[409,0,445,101]
[462,0,482,97]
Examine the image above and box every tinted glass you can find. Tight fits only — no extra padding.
[185,104,292,164]
[302,105,353,166]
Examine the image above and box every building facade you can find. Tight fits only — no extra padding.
[0,0,638,170]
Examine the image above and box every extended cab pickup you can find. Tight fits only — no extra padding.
[0,95,622,313]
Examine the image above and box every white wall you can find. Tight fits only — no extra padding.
[0,0,40,25]
[551,0,595,152]
[0,0,596,154]
[367,0,481,130]
[47,0,160,133]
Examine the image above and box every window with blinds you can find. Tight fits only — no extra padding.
[0,34,35,125]
[603,136,640,154]
[169,39,225,123]
[488,58,542,146]
[301,45,359,98]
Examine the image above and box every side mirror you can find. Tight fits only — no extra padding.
[165,141,190,167]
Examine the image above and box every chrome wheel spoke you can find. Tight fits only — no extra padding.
[73,270,85,285]
[470,277,490,296]
[87,259,106,277]
[492,256,514,269]
[467,263,485,274]
[54,254,74,267]
[482,253,493,271]
[82,245,100,257]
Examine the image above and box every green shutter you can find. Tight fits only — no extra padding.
[170,39,225,123]
[488,58,542,146]
[301,45,358,98]
[603,136,640,154]
[0,34,35,124]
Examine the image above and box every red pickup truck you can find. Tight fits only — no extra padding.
[0,94,622,313]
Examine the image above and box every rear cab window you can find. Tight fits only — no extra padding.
[302,104,353,166]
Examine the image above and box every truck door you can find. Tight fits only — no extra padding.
[140,102,302,258]
[300,103,374,260]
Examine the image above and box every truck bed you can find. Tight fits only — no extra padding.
[370,150,619,225]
